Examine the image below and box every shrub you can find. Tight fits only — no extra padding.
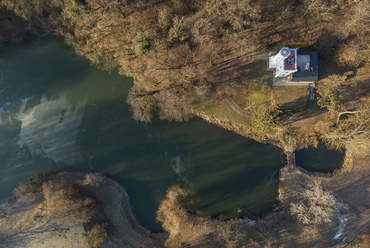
[137,37,154,55]
[290,181,337,225]
[317,74,346,113]
[42,178,97,225]
[84,173,107,186]
[191,17,217,45]
[158,7,173,30]
[72,0,87,8]
[168,16,190,43]
[251,108,281,132]
[86,222,108,248]
[156,185,194,235]
[14,171,55,198]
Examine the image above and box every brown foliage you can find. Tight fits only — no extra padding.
[156,185,194,235]
[156,185,217,247]
[1,0,260,123]
[84,172,107,186]
[335,0,370,39]
[158,89,194,122]
[86,222,108,248]
[317,74,346,113]
[126,85,158,123]
[42,178,97,225]
[319,107,370,158]
[156,185,268,247]
[336,37,370,67]
[158,7,173,30]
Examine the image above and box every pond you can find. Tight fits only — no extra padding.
[296,143,344,172]
[0,35,285,231]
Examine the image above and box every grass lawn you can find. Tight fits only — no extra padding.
[273,86,309,110]
[198,91,250,126]
[233,60,273,111]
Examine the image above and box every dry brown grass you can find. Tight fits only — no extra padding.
[86,222,108,248]
[347,227,370,248]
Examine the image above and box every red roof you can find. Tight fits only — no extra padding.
[284,50,296,70]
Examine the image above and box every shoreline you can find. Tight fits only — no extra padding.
[55,170,164,234]
[0,152,366,248]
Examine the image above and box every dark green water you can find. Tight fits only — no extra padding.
[296,144,344,172]
[0,36,285,231]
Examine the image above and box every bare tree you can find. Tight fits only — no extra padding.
[290,181,337,225]
[41,178,97,225]
[168,15,190,43]
[336,0,370,39]
[126,85,158,123]
[317,74,346,113]
[322,107,370,158]
[301,0,335,22]
[158,89,194,122]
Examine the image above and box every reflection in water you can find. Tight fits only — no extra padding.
[19,97,33,113]
[169,154,191,186]
[18,95,85,165]
[0,107,3,124]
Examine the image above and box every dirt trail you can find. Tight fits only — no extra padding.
[221,94,250,117]
[337,214,370,247]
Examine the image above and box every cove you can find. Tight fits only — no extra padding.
[295,144,344,172]
[0,36,284,231]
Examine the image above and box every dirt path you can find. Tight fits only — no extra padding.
[221,93,250,117]
[334,214,370,247]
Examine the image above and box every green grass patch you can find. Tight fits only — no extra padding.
[233,60,273,111]
[273,86,309,110]
[72,0,87,7]
[198,92,250,126]
[138,37,154,55]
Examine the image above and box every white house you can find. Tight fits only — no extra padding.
[268,47,319,86]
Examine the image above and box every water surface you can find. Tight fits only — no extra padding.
[0,36,284,231]
[296,144,344,172]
